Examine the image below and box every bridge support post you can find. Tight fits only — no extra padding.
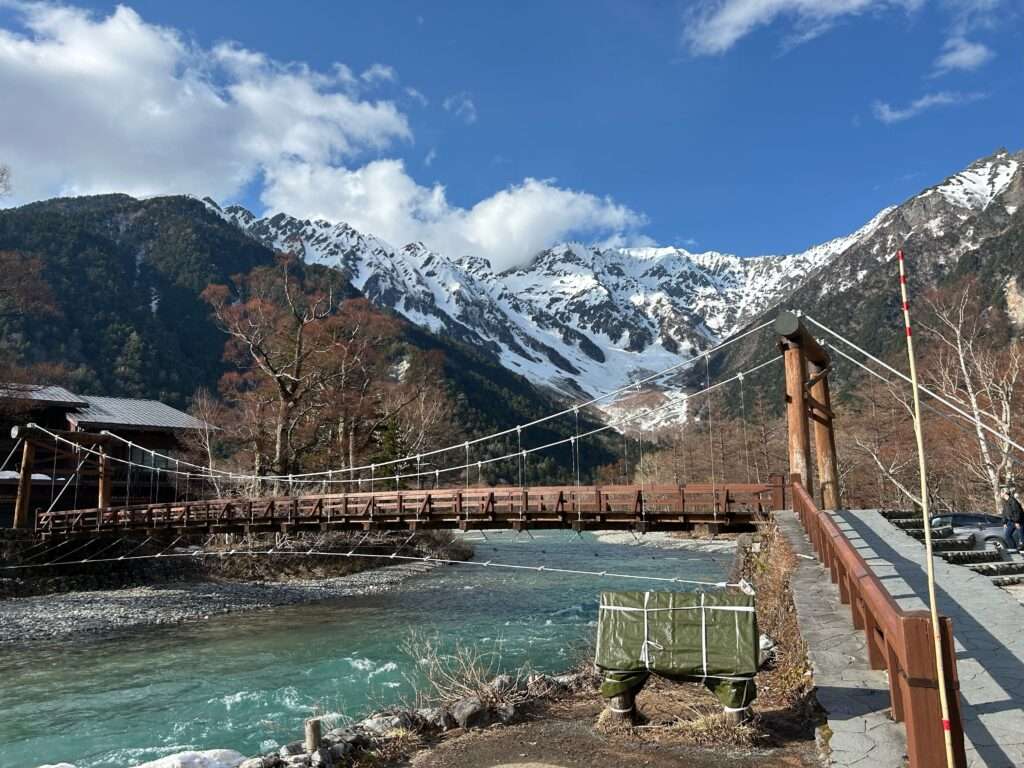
[780,328,812,497]
[777,311,842,508]
[98,448,111,509]
[809,363,842,510]
[13,439,36,529]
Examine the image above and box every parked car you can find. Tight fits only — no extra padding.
[931,513,1007,551]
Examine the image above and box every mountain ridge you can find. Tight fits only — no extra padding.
[206,148,1022,405]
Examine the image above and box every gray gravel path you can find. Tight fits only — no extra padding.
[0,562,435,645]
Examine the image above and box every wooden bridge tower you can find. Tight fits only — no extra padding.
[776,311,842,509]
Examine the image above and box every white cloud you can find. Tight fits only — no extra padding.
[405,86,428,106]
[443,92,478,124]
[683,0,924,55]
[0,3,648,270]
[0,3,410,202]
[932,35,994,74]
[360,63,396,84]
[424,148,437,167]
[260,160,648,271]
[872,90,986,122]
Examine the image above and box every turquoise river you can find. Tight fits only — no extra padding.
[0,532,732,767]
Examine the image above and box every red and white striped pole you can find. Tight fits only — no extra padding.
[897,248,956,768]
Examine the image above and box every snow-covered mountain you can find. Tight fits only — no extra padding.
[205,147,1023,406]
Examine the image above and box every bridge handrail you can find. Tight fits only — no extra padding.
[34,480,784,534]
[790,480,966,768]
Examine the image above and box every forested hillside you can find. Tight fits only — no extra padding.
[0,194,613,474]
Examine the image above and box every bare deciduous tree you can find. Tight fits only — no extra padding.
[921,284,1023,515]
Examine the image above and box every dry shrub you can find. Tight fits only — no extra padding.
[670,710,759,748]
[740,522,811,710]
[352,727,423,767]
[400,630,535,708]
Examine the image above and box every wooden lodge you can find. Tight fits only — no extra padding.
[0,384,209,528]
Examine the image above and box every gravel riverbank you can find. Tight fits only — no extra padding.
[0,561,435,645]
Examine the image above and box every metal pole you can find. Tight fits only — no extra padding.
[897,248,955,768]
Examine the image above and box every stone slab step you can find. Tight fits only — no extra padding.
[968,561,1024,576]
[992,574,1024,587]
[927,536,977,552]
[941,549,1003,565]
[880,509,919,521]
[892,518,926,531]
[907,526,956,541]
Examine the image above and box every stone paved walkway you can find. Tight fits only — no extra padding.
[832,509,1024,768]
[782,508,1024,768]
[777,512,907,768]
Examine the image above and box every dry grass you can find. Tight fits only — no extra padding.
[401,630,539,708]
[739,522,812,713]
[669,710,759,748]
[352,727,423,767]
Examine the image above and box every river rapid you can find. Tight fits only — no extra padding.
[1,531,733,768]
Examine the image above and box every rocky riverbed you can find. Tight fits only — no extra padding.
[0,561,435,644]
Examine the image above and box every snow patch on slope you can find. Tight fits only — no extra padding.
[923,151,1019,210]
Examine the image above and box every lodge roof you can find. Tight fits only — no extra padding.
[0,384,85,407]
[66,395,208,432]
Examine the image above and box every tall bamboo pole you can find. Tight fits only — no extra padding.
[897,248,955,768]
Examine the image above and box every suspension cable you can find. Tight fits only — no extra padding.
[806,315,1024,457]
[28,356,784,493]
[2,538,743,588]
[0,438,23,472]
[96,319,776,482]
[44,444,96,515]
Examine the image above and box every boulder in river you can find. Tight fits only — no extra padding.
[359,713,404,734]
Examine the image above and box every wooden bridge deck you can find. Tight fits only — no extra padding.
[36,482,782,538]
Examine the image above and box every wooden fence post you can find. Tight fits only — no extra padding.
[900,613,967,768]
[768,473,786,510]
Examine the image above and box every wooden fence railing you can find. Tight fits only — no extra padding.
[791,480,966,768]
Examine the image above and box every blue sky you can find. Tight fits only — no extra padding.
[0,0,1020,267]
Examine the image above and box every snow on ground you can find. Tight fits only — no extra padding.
[36,751,246,768]
[133,750,246,768]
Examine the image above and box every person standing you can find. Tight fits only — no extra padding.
[1000,486,1023,552]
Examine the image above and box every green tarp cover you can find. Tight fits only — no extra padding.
[595,591,759,711]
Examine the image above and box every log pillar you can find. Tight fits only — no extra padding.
[13,439,36,529]
[304,717,322,752]
[809,363,842,509]
[606,690,637,724]
[781,339,812,496]
[98,448,112,509]
[777,311,839,502]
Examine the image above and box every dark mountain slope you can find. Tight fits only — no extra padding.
[0,195,605,464]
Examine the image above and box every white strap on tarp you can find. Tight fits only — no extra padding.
[701,592,708,677]
[599,605,755,614]
[638,591,664,669]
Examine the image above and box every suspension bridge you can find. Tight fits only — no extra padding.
[5,304,1024,768]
